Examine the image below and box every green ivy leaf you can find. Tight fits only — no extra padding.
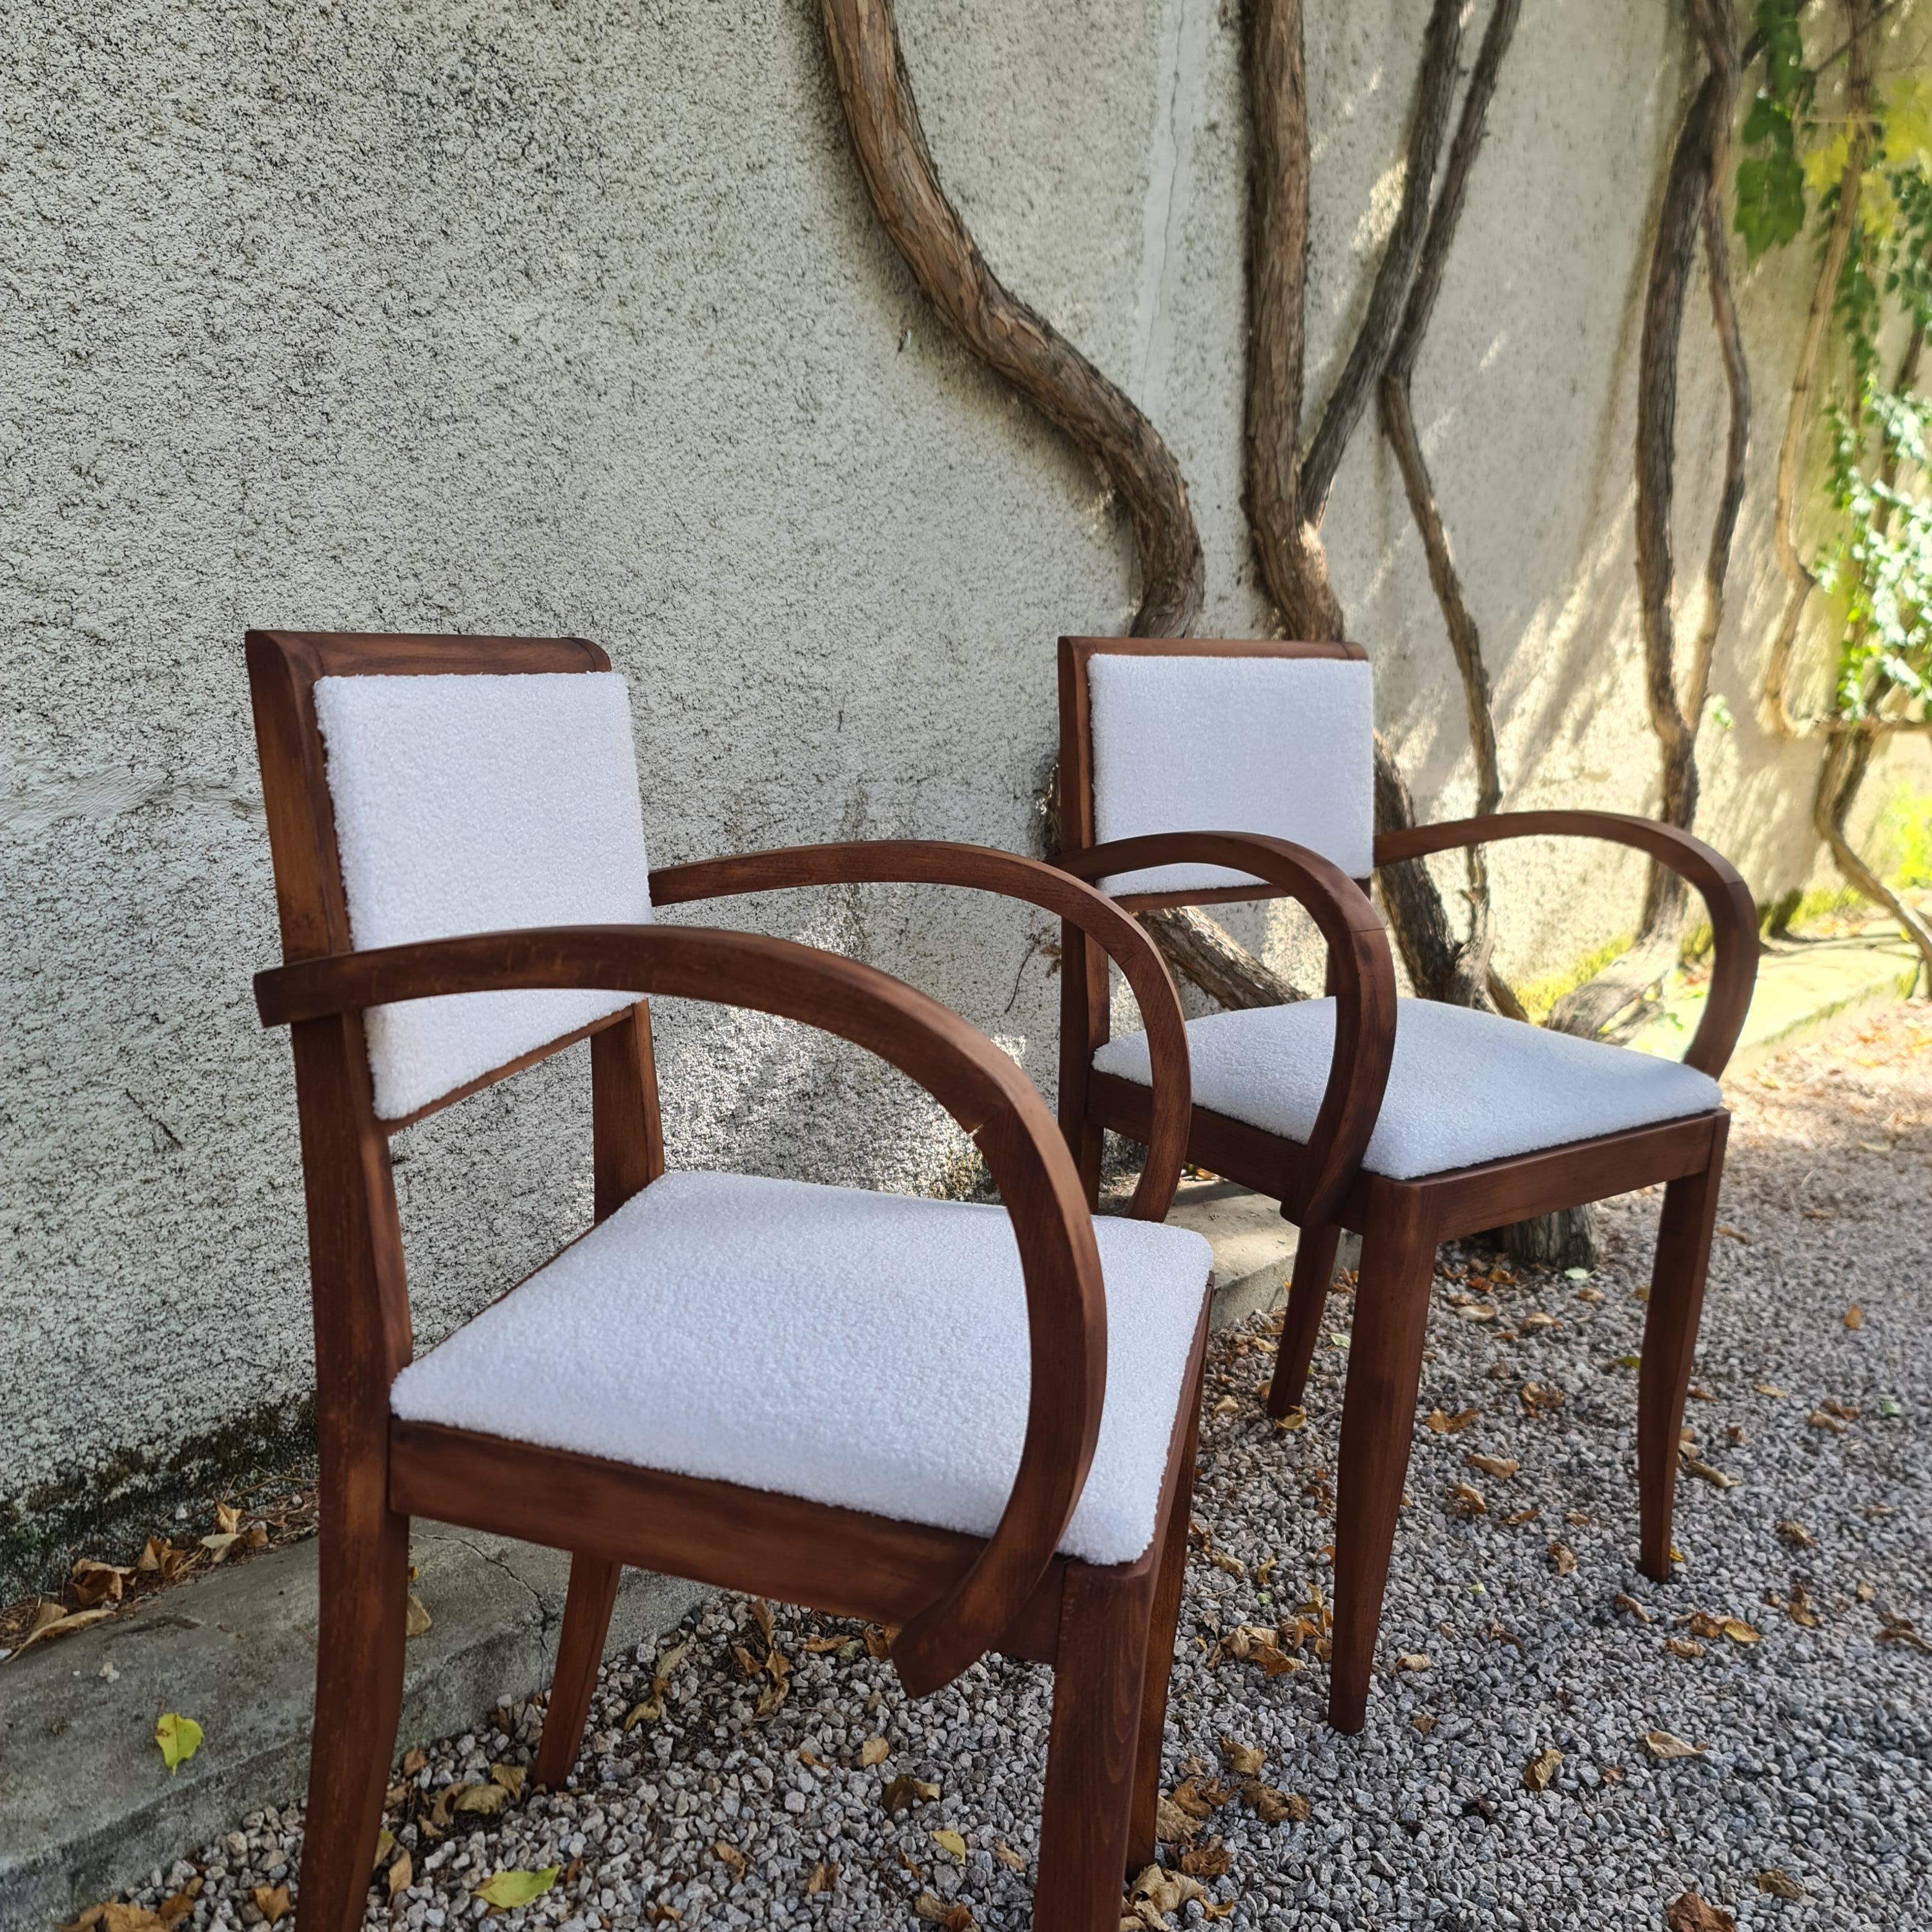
[1735,150,1807,257]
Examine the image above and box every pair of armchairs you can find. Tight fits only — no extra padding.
[245,629,1754,1932]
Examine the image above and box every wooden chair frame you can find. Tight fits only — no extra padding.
[1055,634,1759,1732]
[245,630,1208,1932]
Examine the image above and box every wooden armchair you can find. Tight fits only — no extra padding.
[1053,635,1759,1734]
[244,630,1213,1932]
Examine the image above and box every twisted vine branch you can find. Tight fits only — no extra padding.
[821,0,1204,636]
[1550,0,1751,1045]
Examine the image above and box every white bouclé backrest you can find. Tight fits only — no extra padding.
[1087,653,1375,895]
[313,672,652,1121]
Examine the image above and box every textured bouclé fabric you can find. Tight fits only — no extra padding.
[1094,998,1723,1180]
[390,1171,1213,1567]
[1087,653,1375,895]
[314,672,652,1120]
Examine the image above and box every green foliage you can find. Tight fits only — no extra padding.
[1734,0,1812,256]
[1872,788,1932,888]
[1732,21,1932,728]
[1818,389,1932,719]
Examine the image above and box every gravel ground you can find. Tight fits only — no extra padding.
[102,1008,1930,1932]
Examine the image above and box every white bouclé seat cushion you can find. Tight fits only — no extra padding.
[1087,653,1375,895]
[1093,998,1723,1180]
[313,672,652,1121]
[390,1171,1213,1568]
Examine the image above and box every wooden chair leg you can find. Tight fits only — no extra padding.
[1638,1117,1729,1581]
[535,1554,624,1787]
[1267,1220,1341,1417]
[1128,1384,1202,1869]
[297,1490,410,1932]
[1036,1566,1155,1930]
[1328,1180,1438,1734]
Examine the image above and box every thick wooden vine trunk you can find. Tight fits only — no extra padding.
[1632,0,1743,941]
[1550,0,1748,1055]
[1761,0,1878,737]
[821,0,1286,1011]
[820,0,1204,637]
[1377,0,1523,1020]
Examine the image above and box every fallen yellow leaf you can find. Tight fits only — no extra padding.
[154,1713,202,1774]
[471,1869,558,1907]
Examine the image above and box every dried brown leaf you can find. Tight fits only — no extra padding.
[1614,1593,1654,1623]
[1178,1840,1229,1878]
[386,1854,412,1902]
[881,1774,941,1815]
[156,1881,201,1931]
[859,1734,890,1767]
[992,1841,1025,1873]
[1242,1780,1310,1823]
[1521,1747,1563,1791]
[70,1559,131,1607]
[912,1895,974,1929]
[1217,1736,1264,1776]
[1756,1869,1804,1899]
[1665,1894,1737,1932]
[1425,1406,1481,1434]
[1548,1544,1577,1576]
[249,1887,289,1926]
[1466,1454,1520,1480]
[1446,1483,1487,1518]
[1645,1730,1707,1761]
[805,1862,838,1896]
[17,1605,114,1653]
[713,1842,746,1884]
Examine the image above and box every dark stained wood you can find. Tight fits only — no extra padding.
[1639,1112,1730,1580]
[258,920,1108,1698]
[302,1463,410,1932]
[1055,636,1758,1734]
[389,1419,1065,1667]
[534,1556,623,1789]
[1328,1180,1439,1732]
[592,1004,665,1217]
[245,630,1209,1932]
[1269,1220,1341,1417]
[648,839,1189,1223]
[1035,1564,1157,1930]
[1373,812,1758,1078]
[1059,829,1394,1226]
[1129,1336,1205,1869]
[533,1003,666,1787]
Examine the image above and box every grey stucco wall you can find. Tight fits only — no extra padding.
[3,0,1926,1589]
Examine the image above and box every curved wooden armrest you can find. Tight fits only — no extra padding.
[1374,812,1759,1076]
[648,841,1191,1222]
[257,922,1104,1700]
[1058,834,1396,1224]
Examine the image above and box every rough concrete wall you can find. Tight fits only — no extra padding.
[2,0,1924,1587]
